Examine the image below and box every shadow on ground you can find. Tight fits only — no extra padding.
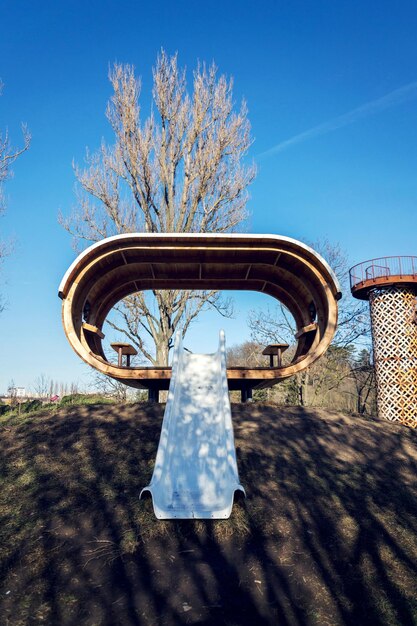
[0,404,416,626]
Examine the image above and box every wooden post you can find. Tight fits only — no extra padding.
[241,387,253,403]
[149,388,159,403]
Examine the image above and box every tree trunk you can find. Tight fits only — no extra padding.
[357,390,362,414]
[298,379,304,406]
[155,340,170,367]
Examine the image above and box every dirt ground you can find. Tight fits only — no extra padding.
[0,403,416,626]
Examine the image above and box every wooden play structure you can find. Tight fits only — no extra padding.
[59,233,341,401]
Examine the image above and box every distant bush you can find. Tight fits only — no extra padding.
[60,394,115,406]
[0,404,11,416]
[21,399,43,413]
[253,389,269,402]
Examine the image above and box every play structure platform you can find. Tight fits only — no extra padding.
[140,331,245,518]
[58,233,341,400]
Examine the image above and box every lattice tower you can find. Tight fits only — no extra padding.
[369,285,417,428]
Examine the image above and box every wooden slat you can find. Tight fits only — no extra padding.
[82,323,105,339]
[294,322,318,340]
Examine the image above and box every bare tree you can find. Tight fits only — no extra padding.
[0,80,31,311]
[349,348,376,414]
[92,372,128,403]
[33,374,50,399]
[309,239,370,349]
[60,51,255,364]
[0,81,31,212]
[69,382,79,396]
[7,380,17,406]
[247,303,295,348]
[59,382,69,397]
[248,239,373,407]
[227,340,268,367]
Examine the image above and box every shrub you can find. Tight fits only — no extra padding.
[60,394,114,406]
[20,399,43,413]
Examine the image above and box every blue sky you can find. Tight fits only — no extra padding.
[1,0,417,393]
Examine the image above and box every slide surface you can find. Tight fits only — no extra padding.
[141,331,245,519]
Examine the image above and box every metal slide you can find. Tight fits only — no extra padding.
[140,331,245,519]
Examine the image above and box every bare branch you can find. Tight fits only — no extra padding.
[0,82,31,310]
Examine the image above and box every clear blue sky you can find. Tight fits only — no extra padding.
[1,0,417,393]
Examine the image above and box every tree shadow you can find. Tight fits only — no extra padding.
[0,403,416,625]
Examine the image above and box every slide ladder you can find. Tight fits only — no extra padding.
[140,331,245,519]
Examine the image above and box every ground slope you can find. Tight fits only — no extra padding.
[0,404,416,626]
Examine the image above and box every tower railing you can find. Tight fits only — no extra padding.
[350,256,417,290]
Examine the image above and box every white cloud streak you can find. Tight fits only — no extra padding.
[259,80,417,158]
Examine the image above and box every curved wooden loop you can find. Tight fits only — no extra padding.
[59,233,341,390]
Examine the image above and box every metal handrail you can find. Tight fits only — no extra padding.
[365,264,390,280]
[350,256,417,290]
